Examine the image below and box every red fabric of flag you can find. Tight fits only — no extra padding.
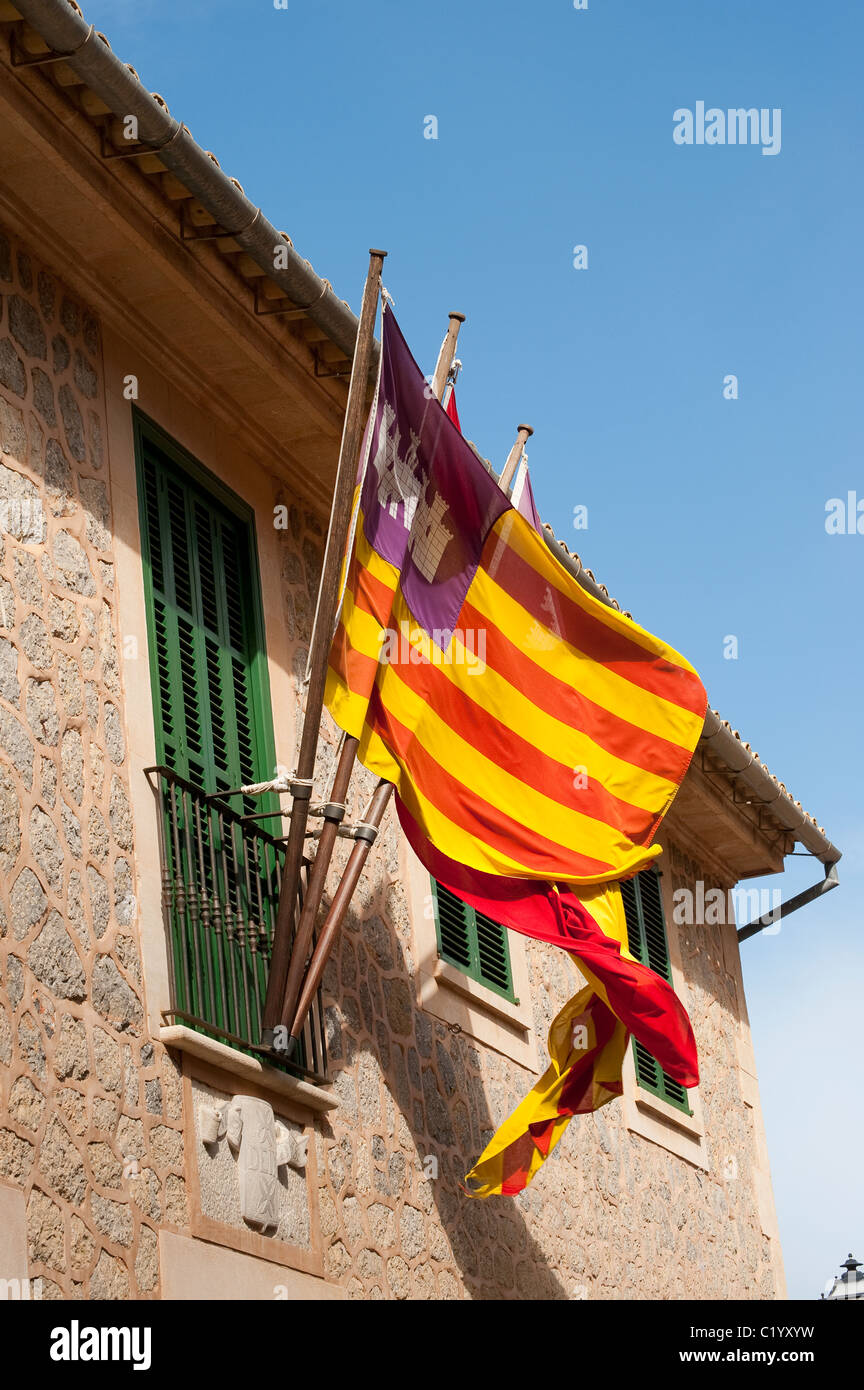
[397,796,698,1088]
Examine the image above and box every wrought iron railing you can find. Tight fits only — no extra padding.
[145,766,328,1084]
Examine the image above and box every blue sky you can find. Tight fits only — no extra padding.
[85,0,862,1298]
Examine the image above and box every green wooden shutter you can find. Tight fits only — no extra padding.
[431,880,516,1002]
[620,869,691,1114]
[137,423,275,804]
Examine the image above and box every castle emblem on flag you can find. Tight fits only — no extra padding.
[371,400,453,581]
[372,401,421,529]
[408,483,453,582]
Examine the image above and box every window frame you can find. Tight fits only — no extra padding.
[400,839,538,1070]
[133,408,278,797]
[619,841,707,1166]
[131,411,322,1073]
[431,878,517,1004]
[621,869,693,1116]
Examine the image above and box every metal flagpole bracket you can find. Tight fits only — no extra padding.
[309,801,347,822]
[180,203,259,243]
[254,275,329,317]
[288,779,314,802]
[305,819,379,844]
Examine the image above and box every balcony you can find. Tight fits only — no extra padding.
[146,766,328,1085]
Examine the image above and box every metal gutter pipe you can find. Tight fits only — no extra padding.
[737,860,839,943]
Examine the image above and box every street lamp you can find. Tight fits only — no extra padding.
[821,1253,864,1300]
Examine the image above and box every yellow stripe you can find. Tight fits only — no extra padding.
[324,667,376,745]
[335,587,680,817]
[338,590,391,660]
[373,660,662,870]
[394,592,677,814]
[327,666,663,884]
[468,563,704,750]
[353,515,401,590]
[493,510,701,678]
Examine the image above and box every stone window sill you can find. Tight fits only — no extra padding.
[159,1025,340,1114]
[416,962,539,1072]
[621,1050,708,1169]
[432,959,530,1029]
[401,838,539,1071]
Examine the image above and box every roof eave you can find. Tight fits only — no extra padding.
[5,0,370,367]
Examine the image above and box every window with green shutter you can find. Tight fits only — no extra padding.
[620,868,692,1115]
[131,416,332,1076]
[431,879,516,1002]
[134,413,277,803]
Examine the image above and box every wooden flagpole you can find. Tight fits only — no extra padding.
[499,423,533,494]
[281,310,466,1054]
[260,248,386,1048]
[432,312,465,401]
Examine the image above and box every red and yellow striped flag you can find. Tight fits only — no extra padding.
[325,306,707,1194]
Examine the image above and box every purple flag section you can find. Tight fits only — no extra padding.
[510,457,543,532]
[358,307,510,641]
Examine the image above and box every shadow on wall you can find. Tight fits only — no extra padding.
[316,835,570,1302]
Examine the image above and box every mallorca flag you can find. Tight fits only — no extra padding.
[326,306,707,1194]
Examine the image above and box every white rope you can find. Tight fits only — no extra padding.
[237,773,313,798]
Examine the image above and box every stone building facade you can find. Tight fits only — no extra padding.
[0,0,835,1302]
[0,219,192,1300]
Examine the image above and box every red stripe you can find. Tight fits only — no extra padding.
[396,798,698,1087]
[483,531,707,717]
[386,634,656,843]
[335,571,695,790]
[495,1132,541,1197]
[396,796,586,918]
[366,683,615,877]
[346,553,396,627]
[329,620,379,696]
[460,597,696,786]
[539,996,622,1126]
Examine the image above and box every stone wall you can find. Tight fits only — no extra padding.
[0,222,185,1299]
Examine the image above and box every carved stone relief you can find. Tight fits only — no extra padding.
[194,1083,310,1244]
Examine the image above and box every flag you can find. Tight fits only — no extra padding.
[326,305,707,1193]
[509,452,543,531]
[397,805,699,1195]
[444,384,461,431]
